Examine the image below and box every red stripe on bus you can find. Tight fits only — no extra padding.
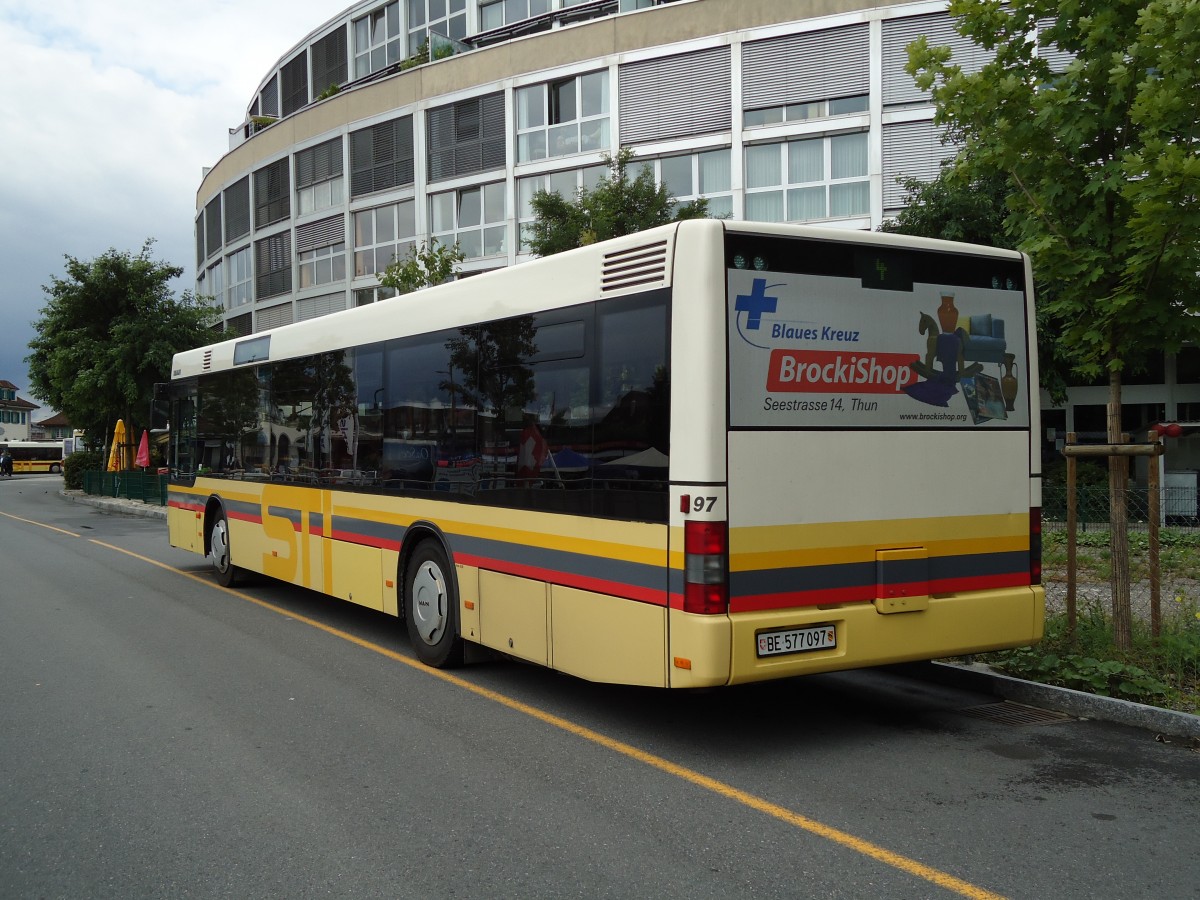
[728,571,1030,614]
[454,552,667,606]
[327,528,401,551]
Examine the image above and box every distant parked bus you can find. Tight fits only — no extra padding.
[163,220,1044,687]
[0,440,65,474]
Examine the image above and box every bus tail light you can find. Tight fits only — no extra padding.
[1030,507,1042,585]
[684,520,728,614]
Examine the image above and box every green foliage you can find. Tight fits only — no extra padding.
[63,450,104,490]
[907,0,1200,386]
[996,645,1172,705]
[880,165,1012,247]
[26,241,221,445]
[315,83,341,101]
[379,238,465,294]
[1042,457,1110,489]
[525,147,711,257]
[985,553,1200,711]
[400,39,430,70]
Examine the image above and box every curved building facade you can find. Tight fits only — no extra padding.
[194,0,1064,335]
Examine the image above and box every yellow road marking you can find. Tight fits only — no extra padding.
[92,538,1004,900]
[0,509,82,537]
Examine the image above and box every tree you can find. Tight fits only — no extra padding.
[379,238,465,295]
[27,241,221,447]
[525,147,711,256]
[881,165,1011,248]
[908,0,1200,648]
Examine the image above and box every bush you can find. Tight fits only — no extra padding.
[63,450,104,490]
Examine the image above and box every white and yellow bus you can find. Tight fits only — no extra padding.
[0,440,66,474]
[164,220,1043,687]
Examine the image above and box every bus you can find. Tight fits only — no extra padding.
[163,220,1044,688]
[0,440,66,474]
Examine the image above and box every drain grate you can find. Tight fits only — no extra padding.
[958,701,1073,727]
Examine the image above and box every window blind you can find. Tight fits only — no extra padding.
[881,120,959,209]
[619,47,731,143]
[743,24,868,110]
[882,13,994,106]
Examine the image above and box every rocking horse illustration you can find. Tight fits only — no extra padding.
[903,311,983,407]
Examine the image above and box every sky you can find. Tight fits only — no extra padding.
[0,0,342,418]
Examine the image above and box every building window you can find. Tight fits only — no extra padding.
[255,232,292,300]
[224,177,251,243]
[354,285,398,307]
[354,2,402,78]
[654,149,733,218]
[517,165,606,250]
[295,138,345,216]
[311,27,348,97]
[205,261,224,307]
[259,73,279,118]
[430,182,506,260]
[480,0,550,30]
[228,247,253,308]
[427,94,505,182]
[296,216,346,289]
[205,195,223,260]
[516,71,609,163]
[254,158,290,229]
[280,53,309,118]
[743,94,868,127]
[350,116,415,197]
[299,243,347,288]
[354,200,417,276]
[409,0,468,56]
[744,133,869,223]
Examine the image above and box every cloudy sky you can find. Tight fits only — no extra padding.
[0,0,341,417]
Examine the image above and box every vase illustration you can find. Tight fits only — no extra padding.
[1001,353,1019,411]
[937,292,958,333]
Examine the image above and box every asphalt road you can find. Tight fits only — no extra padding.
[1,474,1197,899]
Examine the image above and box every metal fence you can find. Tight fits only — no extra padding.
[82,470,168,506]
[1042,484,1200,534]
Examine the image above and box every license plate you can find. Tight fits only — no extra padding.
[756,624,837,658]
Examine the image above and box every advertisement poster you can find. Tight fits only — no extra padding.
[727,267,1029,429]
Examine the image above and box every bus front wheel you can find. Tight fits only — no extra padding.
[210,510,241,587]
[404,541,463,668]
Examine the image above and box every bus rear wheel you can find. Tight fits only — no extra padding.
[210,510,241,587]
[404,540,463,668]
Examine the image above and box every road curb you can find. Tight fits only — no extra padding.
[61,489,167,520]
[899,660,1200,740]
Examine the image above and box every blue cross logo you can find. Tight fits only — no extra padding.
[735,278,778,331]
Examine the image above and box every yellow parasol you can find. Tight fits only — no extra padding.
[107,419,126,472]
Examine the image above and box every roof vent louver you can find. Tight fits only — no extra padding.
[601,239,668,293]
[203,350,213,371]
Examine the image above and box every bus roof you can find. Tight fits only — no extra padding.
[172,220,1024,380]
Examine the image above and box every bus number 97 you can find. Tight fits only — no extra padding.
[682,495,718,514]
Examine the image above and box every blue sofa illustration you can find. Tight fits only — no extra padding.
[960,313,1006,366]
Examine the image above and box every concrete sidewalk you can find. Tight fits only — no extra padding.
[58,489,1200,741]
